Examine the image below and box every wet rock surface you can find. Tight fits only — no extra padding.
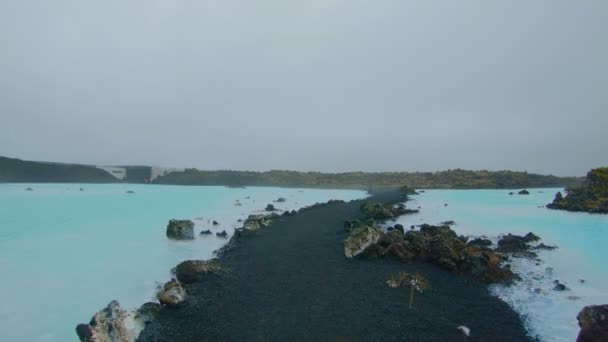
[175,259,221,284]
[166,220,195,240]
[75,300,132,342]
[577,304,608,342]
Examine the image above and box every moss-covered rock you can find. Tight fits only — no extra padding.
[547,167,608,214]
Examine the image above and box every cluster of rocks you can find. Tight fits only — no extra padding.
[77,259,222,341]
[360,202,419,220]
[344,223,557,284]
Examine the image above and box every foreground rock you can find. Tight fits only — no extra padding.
[577,304,608,341]
[344,226,382,258]
[360,202,418,220]
[175,259,222,284]
[75,300,132,342]
[548,167,608,214]
[166,220,195,240]
[158,280,187,307]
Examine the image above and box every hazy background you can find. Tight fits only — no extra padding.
[1,0,606,176]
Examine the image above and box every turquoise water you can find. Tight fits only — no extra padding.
[393,189,608,342]
[0,184,366,342]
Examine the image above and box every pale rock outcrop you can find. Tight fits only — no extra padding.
[344,226,382,258]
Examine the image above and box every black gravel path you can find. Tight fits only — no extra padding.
[139,190,532,342]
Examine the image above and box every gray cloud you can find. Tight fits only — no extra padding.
[1,0,606,176]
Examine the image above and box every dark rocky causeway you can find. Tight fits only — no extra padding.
[138,191,532,341]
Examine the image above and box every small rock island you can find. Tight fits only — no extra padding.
[547,167,608,214]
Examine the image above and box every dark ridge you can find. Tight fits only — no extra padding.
[152,168,581,190]
[138,190,532,342]
[0,156,116,183]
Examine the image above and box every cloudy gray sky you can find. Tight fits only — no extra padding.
[1,0,606,176]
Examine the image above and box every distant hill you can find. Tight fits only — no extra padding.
[153,168,582,190]
[0,155,583,189]
[0,156,116,183]
[547,167,608,213]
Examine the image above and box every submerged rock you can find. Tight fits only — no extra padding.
[265,204,276,211]
[553,281,568,291]
[216,230,228,238]
[274,197,287,203]
[344,226,382,258]
[175,259,221,284]
[75,300,132,342]
[158,280,187,308]
[535,243,558,250]
[166,220,195,240]
[212,220,220,226]
[518,189,530,195]
[577,304,608,342]
[199,229,212,235]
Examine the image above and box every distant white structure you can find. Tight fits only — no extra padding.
[97,166,127,180]
[150,167,184,181]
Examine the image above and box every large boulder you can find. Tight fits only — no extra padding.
[75,300,132,342]
[175,259,221,284]
[344,226,382,258]
[166,220,195,240]
[158,280,187,307]
[577,305,608,342]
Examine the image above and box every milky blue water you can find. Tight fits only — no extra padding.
[0,183,366,342]
[393,189,608,342]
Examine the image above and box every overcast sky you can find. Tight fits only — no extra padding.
[1,1,606,176]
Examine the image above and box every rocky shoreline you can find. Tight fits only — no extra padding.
[77,188,608,341]
[78,189,538,341]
